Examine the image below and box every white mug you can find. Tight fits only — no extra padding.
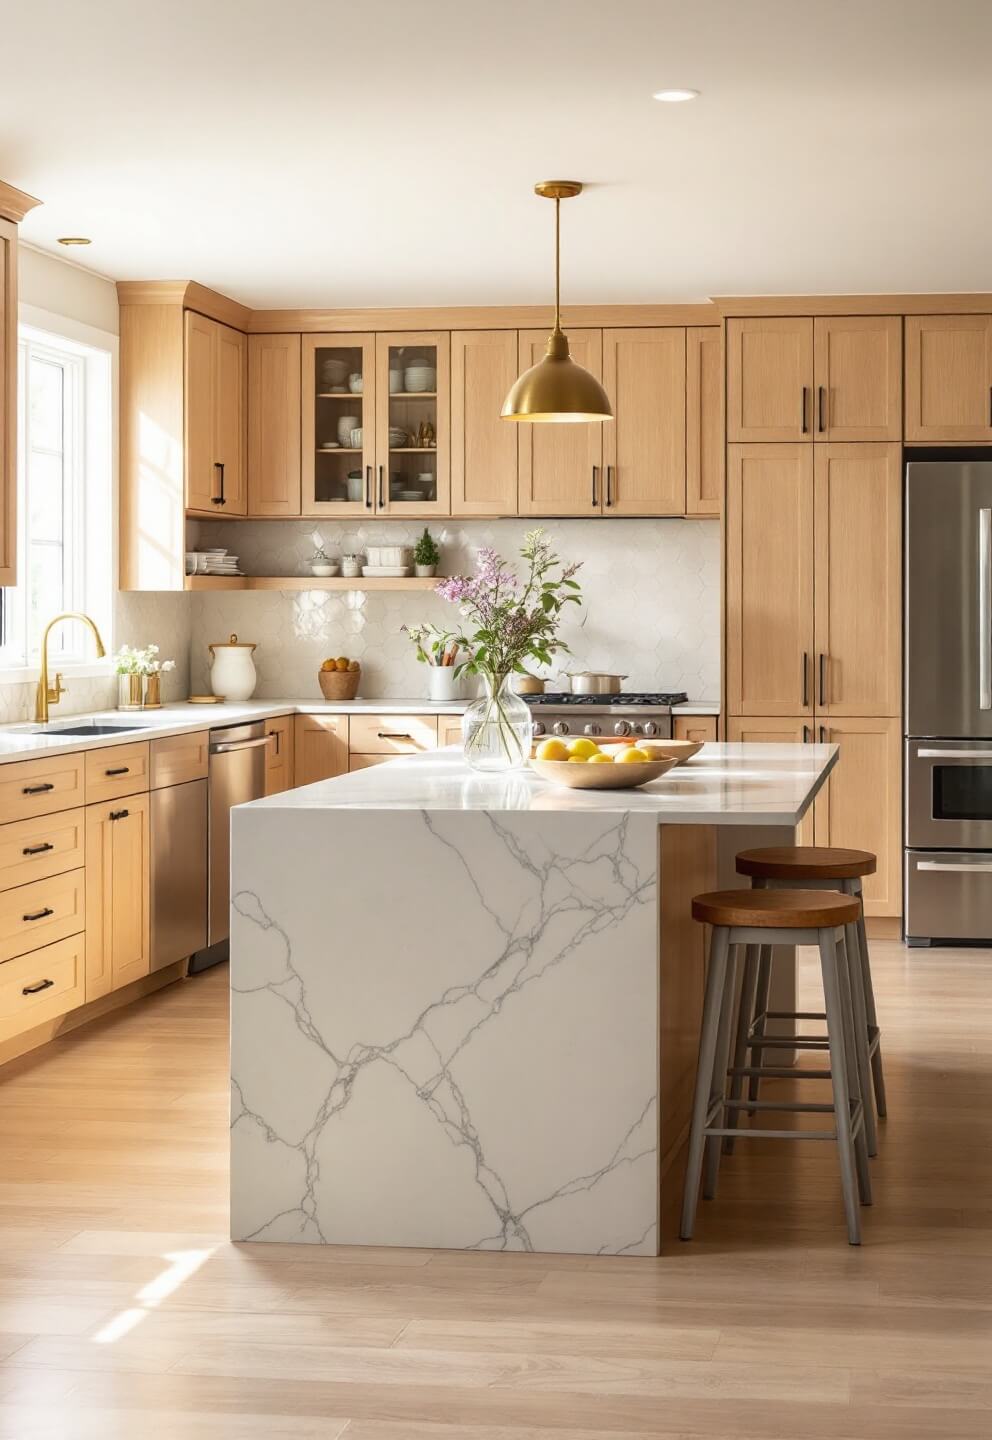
[348,373,363,393]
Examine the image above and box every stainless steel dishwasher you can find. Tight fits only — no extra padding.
[189,720,268,973]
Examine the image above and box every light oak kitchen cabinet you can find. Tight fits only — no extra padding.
[603,328,686,515]
[0,182,40,587]
[450,330,519,515]
[813,716,901,917]
[673,714,718,744]
[85,793,151,1001]
[248,333,301,516]
[264,715,295,796]
[293,714,348,786]
[184,311,247,514]
[686,327,724,517]
[727,316,901,443]
[517,329,604,516]
[374,331,450,517]
[904,314,992,442]
[725,715,814,845]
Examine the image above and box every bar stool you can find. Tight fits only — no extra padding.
[734,847,886,1157]
[680,888,871,1246]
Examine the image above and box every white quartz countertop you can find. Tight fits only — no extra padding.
[247,743,836,826]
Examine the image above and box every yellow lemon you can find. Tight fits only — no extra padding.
[567,754,589,763]
[536,738,569,762]
[588,753,614,764]
[615,746,650,763]
[567,737,600,759]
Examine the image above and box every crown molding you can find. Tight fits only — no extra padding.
[0,179,42,225]
[116,280,252,331]
[713,292,992,317]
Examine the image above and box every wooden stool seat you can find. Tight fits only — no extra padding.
[691,888,860,930]
[736,845,877,882]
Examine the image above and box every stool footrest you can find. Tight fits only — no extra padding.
[704,1125,839,1142]
[729,1064,832,1080]
[745,1034,830,1049]
[765,1010,827,1021]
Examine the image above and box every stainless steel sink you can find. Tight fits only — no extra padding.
[30,722,151,736]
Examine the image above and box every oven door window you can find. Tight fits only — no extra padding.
[933,764,992,821]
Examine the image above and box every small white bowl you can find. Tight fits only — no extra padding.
[311,564,339,577]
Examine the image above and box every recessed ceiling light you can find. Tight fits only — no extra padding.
[652,88,699,103]
[57,236,91,246]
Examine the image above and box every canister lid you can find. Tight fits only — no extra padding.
[208,632,256,652]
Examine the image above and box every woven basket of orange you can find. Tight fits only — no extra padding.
[318,656,361,701]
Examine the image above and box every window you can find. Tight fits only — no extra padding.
[4,324,112,671]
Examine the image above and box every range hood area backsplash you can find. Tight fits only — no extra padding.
[187,518,720,701]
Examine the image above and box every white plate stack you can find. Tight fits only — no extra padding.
[198,548,244,576]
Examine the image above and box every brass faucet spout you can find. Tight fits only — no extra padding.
[35,613,107,725]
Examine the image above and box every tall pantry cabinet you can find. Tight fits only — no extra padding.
[725,315,903,916]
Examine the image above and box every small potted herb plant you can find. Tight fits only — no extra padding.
[413,527,440,577]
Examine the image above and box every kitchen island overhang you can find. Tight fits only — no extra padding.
[230,744,836,1256]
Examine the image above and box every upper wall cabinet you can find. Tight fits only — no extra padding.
[905,314,992,442]
[603,328,687,516]
[184,312,247,514]
[727,316,902,443]
[450,330,518,516]
[517,329,603,516]
[302,333,375,517]
[686,326,724,517]
[0,181,41,588]
[248,333,301,517]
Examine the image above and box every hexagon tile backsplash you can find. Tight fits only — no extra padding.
[189,519,720,702]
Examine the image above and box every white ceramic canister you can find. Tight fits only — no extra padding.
[208,633,257,701]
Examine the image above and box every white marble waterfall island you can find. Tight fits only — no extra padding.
[229,743,836,1256]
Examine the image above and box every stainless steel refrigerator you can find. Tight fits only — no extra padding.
[905,460,992,943]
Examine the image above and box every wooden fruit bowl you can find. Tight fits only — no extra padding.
[318,667,361,701]
[529,756,678,790]
[633,738,704,764]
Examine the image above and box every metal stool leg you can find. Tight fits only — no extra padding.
[723,944,759,1155]
[835,929,872,1207]
[855,886,887,1119]
[818,927,862,1245]
[842,898,878,1158]
[703,944,739,1199]
[680,927,731,1241]
[747,944,772,1111]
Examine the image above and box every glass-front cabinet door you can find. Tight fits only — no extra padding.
[302,333,375,516]
[374,332,449,515]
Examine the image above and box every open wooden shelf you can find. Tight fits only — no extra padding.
[186,574,442,593]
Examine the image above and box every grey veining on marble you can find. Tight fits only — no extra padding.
[230,805,660,1255]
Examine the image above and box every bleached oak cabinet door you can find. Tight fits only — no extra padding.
[184,311,217,513]
[904,314,992,442]
[813,444,901,717]
[813,717,902,917]
[214,320,247,515]
[301,333,376,518]
[727,318,814,442]
[450,330,519,516]
[673,715,718,743]
[516,329,604,515]
[0,217,17,585]
[603,328,686,516]
[85,793,151,1001]
[374,331,450,517]
[248,333,301,516]
[813,316,902,442]
[726,444,814,716]
[264,714,295,796]
[686,326,724,517]
[726,715,814,844]
[293,714,348,786]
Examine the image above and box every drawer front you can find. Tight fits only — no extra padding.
[0,868,85,964]
[150,731,209,789]
[349,753,396,772]
[85,742,151,804]
[0,752,85,825]
[0,808,86,893]
[0,932,86,1044]
[264,715,295,795]
[349,714,439,756]
[437,716,464,749]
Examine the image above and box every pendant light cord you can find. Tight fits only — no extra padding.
[553,197,561,336]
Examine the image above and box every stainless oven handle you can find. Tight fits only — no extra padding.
[916,748,992,759]
[209,737,271,754]
[916,859,992,873]
[980,507,991,710]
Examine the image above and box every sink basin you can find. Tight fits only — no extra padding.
[30,722,150,737]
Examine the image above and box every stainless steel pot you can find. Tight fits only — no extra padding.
[564,670,628,695]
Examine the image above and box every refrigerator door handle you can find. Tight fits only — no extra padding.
[916,859,992,873]
[980,507,992,710]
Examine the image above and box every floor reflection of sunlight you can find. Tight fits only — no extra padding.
[91,1247,217,1344]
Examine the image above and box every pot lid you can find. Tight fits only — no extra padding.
[208,632,256,652]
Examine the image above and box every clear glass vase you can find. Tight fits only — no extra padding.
[461,673,533,773]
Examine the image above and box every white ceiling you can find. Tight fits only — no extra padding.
[4,0,992,308]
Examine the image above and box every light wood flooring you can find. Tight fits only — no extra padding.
[0,940,990,1437]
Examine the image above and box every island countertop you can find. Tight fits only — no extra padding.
[244,742,837,826]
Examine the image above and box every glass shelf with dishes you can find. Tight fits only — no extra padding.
[375,332,450,515]
[303,334,376,515]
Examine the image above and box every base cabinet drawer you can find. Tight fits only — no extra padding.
[673,715,718,744]
[349,714,438,755]
[437,715,464,749]
[150,731,209,788]
[0,808,86,892]
[85,742,151,804]
[349,753,395,772]
[0,753,85,824]
[0,868,86,964]
[0,933,86,1044]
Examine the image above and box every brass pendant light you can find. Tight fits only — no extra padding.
[501,181,613,424]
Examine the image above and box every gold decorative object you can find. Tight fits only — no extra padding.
[501,181,613,424]
[143,673,162,708]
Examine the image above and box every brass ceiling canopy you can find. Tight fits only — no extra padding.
[501,181,613,424]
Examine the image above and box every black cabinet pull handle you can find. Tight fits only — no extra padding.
[22,783,54,795]
[819,725,826,744]
[803,724,811,743]
[22,978,54,995]
[801,386,808,434]
[377,465,385,508]
[818,652,826,707]
[22,842,54,856]
[109,809,129,822]
[818,386,826,433]
[591,465,598,507]
[211,461,227,506]
[365,464,372,509]
[23,907,54,923]
[267,729,280,757]
[606,465,614,508]
[105,766,129,776]
[801,652,809,708]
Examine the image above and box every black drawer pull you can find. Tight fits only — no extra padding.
[22,783,54,795]
[22,978,54,995]
[105,766,130,776]
[109,809,129,822]
[23,907,54,923]
[22,842,55,856]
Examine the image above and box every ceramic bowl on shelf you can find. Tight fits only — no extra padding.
[337,415,360,445]
[404,365,436,392]
[321,358,349,385]
[311,563,339,577]
[529,755,677,790]
[348,373,363,394]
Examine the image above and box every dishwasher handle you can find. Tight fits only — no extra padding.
[210,736,272,755]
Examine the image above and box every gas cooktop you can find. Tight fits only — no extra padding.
[522,692,688,708]
[523,692,689,740]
